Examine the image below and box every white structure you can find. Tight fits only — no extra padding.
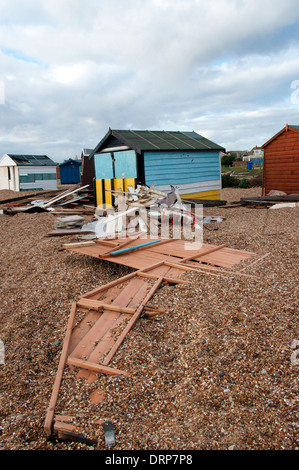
[252,146,264,159]
[0,154,58,191]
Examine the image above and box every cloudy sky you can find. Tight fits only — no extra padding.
[1,0,299,162]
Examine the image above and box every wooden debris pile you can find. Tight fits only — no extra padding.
[78,184,203,240]
[1,184,94,215]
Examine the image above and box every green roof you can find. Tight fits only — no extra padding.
[91,129,225,157]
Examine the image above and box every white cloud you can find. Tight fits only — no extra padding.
[1,0,299,160]
[46,63,90,85]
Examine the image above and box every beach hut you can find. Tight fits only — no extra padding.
[89,129,225,206]
[80,148,95,188]
[262,124,299,195]
[59,158,81,184]
[0,154,57,191]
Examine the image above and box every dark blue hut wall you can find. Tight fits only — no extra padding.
[60,161,81,184]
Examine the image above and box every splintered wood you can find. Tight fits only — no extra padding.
[44,237,255,438]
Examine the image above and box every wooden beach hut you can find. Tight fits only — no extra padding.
[88,129,225,206]
[262,124,299,195]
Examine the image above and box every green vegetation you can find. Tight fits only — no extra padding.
[221,166,263,188]
[221,174,240,187]
[239,178,250,188]
[221,154,236,167]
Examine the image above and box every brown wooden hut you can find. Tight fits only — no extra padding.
[262,124,299,195]
[80,148,95,188]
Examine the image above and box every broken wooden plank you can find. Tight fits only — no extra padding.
[238,252,271,272]
[163,261,220,276]
[67,357,130,377]
[137,271,190,284]
[54,421,77,433]
[54,421,97,445]
[179,244,227,263]
[54,415,76,423]
[143,306,167,317]
[62,241,96,249]
[46,229,93,237]
[77,298,136,314]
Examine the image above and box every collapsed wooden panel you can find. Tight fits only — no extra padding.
[63,237,254,270]
[69,278,150,365]
[44,261,190,437]
[45,240,255,438]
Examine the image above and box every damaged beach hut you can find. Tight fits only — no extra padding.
[262,124,299,195]
[88,129,225,206]
[0,154,58,191]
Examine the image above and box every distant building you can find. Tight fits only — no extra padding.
[251,146,264,159]
[0,154,57,191]
[227,150,248,160]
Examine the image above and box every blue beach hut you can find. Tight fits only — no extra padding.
[59,159,81,184]
[88,129,225,206]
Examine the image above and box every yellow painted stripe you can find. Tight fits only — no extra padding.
[95,179,103,206]
[124,178,135,192]
[114,178,124,192]
[104,179,112,206]
[181,190,221,200]
[96,178,136,206]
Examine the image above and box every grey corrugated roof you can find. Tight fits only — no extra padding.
[113,129,225,151]
[7,154,56,166]
[289,125,299,130]
[90,129,225,157]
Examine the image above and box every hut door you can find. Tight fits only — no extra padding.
[95,150,137,206]
[8,166,17,191]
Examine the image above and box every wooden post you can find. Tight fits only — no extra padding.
[44,302,77,437]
